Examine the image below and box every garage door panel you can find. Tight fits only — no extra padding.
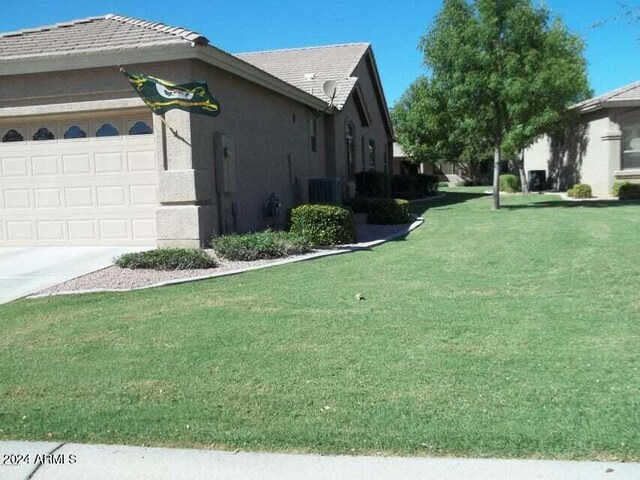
[0,113,158,246]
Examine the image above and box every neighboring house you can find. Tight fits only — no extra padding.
[524,81,640,197]
[0,14,393,247]
[392,142,491,185]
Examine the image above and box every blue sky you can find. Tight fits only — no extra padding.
[2,1,638,107]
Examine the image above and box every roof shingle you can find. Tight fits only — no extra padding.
[0,14,208,61]
[235,43,370,109]
[575,81,640,112]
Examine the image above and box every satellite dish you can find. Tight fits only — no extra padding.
[322,80,341,106]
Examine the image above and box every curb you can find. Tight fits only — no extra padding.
[28,218,424,298]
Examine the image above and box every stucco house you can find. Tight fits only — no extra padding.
[524,81,640,198]
[0,14,393,247]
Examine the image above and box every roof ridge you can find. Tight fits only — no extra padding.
[235,42,370,57]
[602,80,640,101]
[105,14,209,45]
[0,15,107,38]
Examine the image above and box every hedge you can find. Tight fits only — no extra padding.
[567,183,592,198]
[114,248,216,270]
[344,197,412,225]
[355,170,390,198]
[288,204,356,246]
[211,230,312,261]
[618,182,640,200]
[391,173,439,199]
[499,174,520,193]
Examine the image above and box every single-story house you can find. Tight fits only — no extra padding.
[524,81,640,197]
[0,14,393,247]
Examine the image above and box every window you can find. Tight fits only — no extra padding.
[622,117,640,170]
[96,123,120,137]
[33,127,54,141]
[361,136,366,169]
[368,139,376,169]
[346,122,356,181]
[129,121,153,135]
[309,117,317,152]
[383,143,388,174]
[2,129,24,142]
[63,125,87,139]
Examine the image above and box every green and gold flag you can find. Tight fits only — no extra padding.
[121,68,220,117]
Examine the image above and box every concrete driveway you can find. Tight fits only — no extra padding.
[0,246,154,304]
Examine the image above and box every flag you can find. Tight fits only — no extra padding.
[121,68,220,117]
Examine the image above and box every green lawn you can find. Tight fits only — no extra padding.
[1,188,638,461]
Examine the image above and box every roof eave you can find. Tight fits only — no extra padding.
[0,43,328,111]
[575,98,640,114]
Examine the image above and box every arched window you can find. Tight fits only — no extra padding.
[63,125,87,139]
[128,121,153,135]
[622,117,640,170]
[345,122,356,181]
[33,127,54,141]
[96,123,119,137]
[2,129,24,142]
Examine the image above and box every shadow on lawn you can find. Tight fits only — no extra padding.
[411,190,490,217]
[502,198,640,210]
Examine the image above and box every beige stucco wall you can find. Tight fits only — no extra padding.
[524,107,640,198]
[329,54,393,196]
[1,52,393,245]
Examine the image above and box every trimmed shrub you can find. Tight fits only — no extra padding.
[115,248,216,270]
[355,170,390,198]
[499,174,521,193]
[567,183,592,198]
[210,230,312,261]
[344,197,412,225]
[391,173,439,199]
[618,182,640,200]
[288,204,356,246]
[613,181,632,197]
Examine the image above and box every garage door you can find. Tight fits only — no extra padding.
[0,113,159,246]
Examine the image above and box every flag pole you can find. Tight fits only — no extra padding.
[159,114,178,136]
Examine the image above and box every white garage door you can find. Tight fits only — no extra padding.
[0,113,159,246]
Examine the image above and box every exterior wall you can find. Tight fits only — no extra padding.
[331,54,393,197]
[524,107,640,198]
[192,60,327,234]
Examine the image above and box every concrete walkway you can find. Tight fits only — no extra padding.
[0,246,153,304]
[0,441,637,480]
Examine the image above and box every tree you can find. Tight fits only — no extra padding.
[421,0,589,208]
[392,76,492,183]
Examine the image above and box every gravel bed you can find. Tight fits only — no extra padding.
[34,222,416,297]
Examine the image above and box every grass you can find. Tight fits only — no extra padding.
[0,188,638,460]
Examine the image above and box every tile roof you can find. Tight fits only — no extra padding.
[235,43,371,109]
[0,14,208,60]
[575,81,640,112]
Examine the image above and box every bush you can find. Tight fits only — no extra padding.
[355,170,390,198]
[613,181,632,197]
[499,174,521,193]
[210,230,312,261]
[391,173,439,199]
[567,183,592,198]
[618,182,640,200]
[288,204,356,246]
[115,248,216,270]
[344,197,412,225]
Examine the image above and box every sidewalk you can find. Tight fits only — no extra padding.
[1,441,638,480]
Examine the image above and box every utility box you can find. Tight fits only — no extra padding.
[528,170,546,192]
[213,134,236,194]
[308,177,342,205]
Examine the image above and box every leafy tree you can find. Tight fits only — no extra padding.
[392,76,492,183]
[421,0,589,208]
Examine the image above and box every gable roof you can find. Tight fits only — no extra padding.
[235,43,370,110]
[575,81,640,113]
[0,14,208,60]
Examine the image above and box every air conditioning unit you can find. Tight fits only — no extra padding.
[308,177,342,205]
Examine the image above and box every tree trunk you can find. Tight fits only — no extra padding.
[492,137,501,210]
[518,149,529,194]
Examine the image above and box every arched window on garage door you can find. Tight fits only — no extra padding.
[2,129,24,142]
